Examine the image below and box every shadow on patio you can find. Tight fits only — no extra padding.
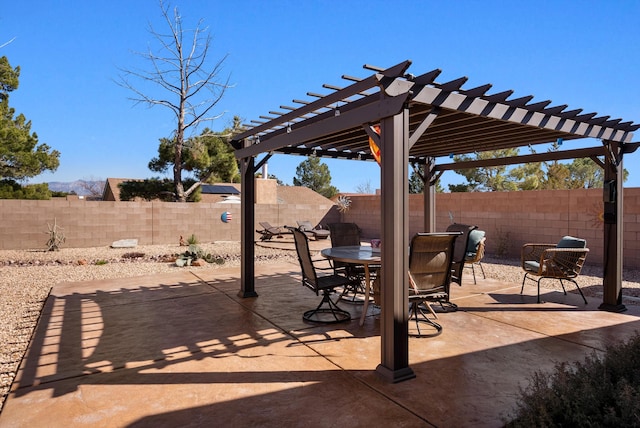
[2,263,640,427]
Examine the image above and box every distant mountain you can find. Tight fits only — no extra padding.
[48,180,105,197]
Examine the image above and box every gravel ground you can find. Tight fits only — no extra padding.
[1,242,640,413]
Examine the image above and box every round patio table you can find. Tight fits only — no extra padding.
[320,245,381,326]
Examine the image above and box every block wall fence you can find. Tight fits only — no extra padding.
[0,200,340,251]
[344,187,640,269]
[0,188,639,269]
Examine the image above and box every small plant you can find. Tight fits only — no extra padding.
[504,333,640,427]
[186,234,199,245]
[45,218,66,251]
[494,226,511,259]
[95,260,108,265]
[174,236,225,267]
[185,233,202,256]
[203,253,225,265]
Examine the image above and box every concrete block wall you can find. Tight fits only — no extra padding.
[2,188,639,270]
[344,195,381,239]
[0,199,336,250]
[341,188,640,269]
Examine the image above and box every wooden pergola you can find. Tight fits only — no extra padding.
[231,60,639,382]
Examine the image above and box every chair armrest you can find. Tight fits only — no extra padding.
[521,243,556,269]
[540,247,589,278]
[311,258,334,272]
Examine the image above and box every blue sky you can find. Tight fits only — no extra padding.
[2,0,639,192]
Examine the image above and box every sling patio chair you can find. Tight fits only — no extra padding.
[408,232,459,337]
[327,222,378,304]
[442,223,477,311]
[464,230,487,284]
[445,223,478,287]
[521,235,589,304]
[256,222,291,241]
[290,227,352,323]
[296,220,331,240]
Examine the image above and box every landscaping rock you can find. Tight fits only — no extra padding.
[111,239,138,248]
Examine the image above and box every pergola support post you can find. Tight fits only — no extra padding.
[599,140,626,312]
[375,108,415,383]
[424,157,437,233]
[239,154,258,298]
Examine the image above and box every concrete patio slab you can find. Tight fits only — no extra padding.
[2,262,639,427]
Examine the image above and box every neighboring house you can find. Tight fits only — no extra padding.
[102,178,135,201]
[101,178,335,206]
[200,184,241,203]
[276,185,336,205]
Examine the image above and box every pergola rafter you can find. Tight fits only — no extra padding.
[231,60,638,383]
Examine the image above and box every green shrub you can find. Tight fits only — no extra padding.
[0,179,52,199]
[504,333,640,427]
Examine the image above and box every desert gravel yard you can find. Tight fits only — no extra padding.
[1,242,640,413]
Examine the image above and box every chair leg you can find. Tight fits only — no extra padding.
[521,273,545,303]
[558,278,568,295]
[417,301,439,319]
[339,276,367,305]
[471,264,477,284]
[562,279,588,305]
[520,274,528,294]
[408,301,442,337]
[537,278,542,303]
[303,290,351,323]
[478,262,486,279]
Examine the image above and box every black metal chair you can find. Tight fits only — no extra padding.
[408,233,459,337]
[446,223,478,286]
[327,222,378,304]
[291,227,352,323]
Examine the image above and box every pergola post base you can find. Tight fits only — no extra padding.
[237,290,259,298]
[375,364,416,383]
[598,302,627,313]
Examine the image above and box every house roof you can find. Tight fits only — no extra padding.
[102,178,137,201]
[102,178,331,205]
[275,185,335,205]
[201,184,241,194]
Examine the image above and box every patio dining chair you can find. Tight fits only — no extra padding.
[464,230,486,284]
[443,223,477,311]
[290,227,352,323]
[445,223,478,287]
[327,222,378,304]
[408,232,459,337]
[521,235,589,304]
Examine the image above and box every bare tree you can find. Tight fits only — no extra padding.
[79,177,106,199]
[117,1,231,202]
[355,179,374,194]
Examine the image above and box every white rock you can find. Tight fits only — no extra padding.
[110,239,138,248]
